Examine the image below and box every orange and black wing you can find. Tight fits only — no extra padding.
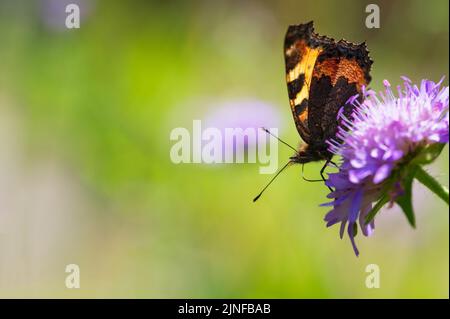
[284,21,372,146]
[284,21,320,145]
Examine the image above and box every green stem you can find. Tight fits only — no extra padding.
[415,166,449,205]
[365,192,389,224]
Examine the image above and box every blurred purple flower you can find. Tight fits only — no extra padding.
[323,77,449,256]
[204,98,281,154]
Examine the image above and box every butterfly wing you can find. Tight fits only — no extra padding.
[284,22,372,147]
[308,41,372,144]
[284,22,322,145]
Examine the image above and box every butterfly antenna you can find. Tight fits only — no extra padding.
[253,161,292,202]
[261,127,297,152]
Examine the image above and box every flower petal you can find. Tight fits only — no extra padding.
[373,164,392,184]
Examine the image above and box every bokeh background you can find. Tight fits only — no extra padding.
[0,0,448,298]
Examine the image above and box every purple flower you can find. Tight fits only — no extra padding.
[323,77,449,256]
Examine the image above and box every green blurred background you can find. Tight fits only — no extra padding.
[0,0,448,298]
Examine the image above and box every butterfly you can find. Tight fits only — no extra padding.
[253,21,372,201]
[284,21,372,177]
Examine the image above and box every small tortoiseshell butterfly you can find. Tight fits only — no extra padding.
[254,21,372,201]
[285,21,372,167]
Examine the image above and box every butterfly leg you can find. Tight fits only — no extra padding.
[329,160,339,168]
[301,164,324,182]
[301,161,335,192]
[320,159,334,192]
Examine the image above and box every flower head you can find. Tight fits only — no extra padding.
[323,77,449,256]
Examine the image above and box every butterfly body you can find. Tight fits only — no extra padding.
[284,21,373,165]
[290,143,332,164]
